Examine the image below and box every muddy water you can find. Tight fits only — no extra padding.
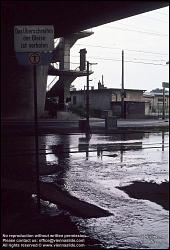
[2,131,169,248]
[42,132,169,249]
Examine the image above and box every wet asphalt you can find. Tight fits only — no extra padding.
[1,131,169,249]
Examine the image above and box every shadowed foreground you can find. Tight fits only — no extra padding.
[2,178,112,218]
[1,178,111,248]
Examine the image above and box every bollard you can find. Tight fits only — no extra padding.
[79,120,89,132]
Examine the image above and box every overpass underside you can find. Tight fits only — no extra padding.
[1,1,168,119]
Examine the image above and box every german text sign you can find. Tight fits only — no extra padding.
[14,25,54,52]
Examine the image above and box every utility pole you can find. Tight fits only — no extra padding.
[86,61,97,132]
[121,50,125,119]
[86,61,90,130]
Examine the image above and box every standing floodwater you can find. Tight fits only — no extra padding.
[41,131,169,249]
[2,131,169,249]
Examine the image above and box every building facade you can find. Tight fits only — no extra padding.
[70,87,146,118]
[143,92,169,117]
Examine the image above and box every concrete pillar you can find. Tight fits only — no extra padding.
[58,38,71,110]
[59,38,70,70]
[1,22,50,120]
[36,66,49,117]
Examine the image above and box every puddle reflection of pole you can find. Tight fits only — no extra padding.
[120,145,123,162]
[52,136,70,189]
[85,132,90,160]
[120,134,125,163]
[33,65,41,214]
[162,131,165,151]
[85,148,89,160]
[97,145,103,159]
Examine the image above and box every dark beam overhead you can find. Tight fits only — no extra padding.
[2,1,169,37]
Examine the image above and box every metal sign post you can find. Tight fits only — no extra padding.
[33,64,41,213]
[14,25,54,214]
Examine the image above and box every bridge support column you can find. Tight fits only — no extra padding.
[2,24,50,120]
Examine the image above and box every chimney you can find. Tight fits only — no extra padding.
[98,80,101,89]
[101,75,105,88]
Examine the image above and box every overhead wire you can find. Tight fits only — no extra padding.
[139,15,169,23]
[49,16,169,88]
[74,43,168,56]
[100,25,168,37]
[71,55,167,63]
[154,11,169,16]
[71,55,167,66]
[106,22,169,34]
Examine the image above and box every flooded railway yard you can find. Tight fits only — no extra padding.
[1,131,169,249]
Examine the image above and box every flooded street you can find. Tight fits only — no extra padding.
[42,132,169,249]
[2,131,169,249]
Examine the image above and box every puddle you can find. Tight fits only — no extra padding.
[2,131,169,248]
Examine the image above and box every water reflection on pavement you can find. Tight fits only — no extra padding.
[2,131,169,248]
[43,131,169,249]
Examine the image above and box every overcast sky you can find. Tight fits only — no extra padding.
[48,6,169,92]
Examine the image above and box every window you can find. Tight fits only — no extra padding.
[158,98,163,102]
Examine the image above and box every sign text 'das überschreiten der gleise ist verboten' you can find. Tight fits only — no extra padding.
[14,25,54,52]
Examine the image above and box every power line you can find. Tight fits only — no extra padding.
[75,43,168,56]
[156,11,169,16]
[139,15,168,23]
[107,22,169,35]
[71,55,167,66]
[72,54,167,62]
[71,54,167,63]
[51,56,168,66]
[71,55,166,63]
[131,58,166,62]
[100,25,168,37]
[94,58,167,66]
